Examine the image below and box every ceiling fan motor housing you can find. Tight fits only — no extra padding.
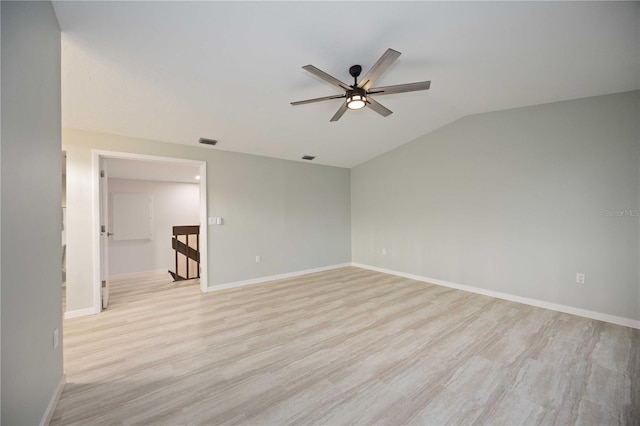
[348,87,366,98]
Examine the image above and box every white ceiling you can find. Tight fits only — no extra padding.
[53,1,639,168]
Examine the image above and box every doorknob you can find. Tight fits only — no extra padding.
[107,232,114,237]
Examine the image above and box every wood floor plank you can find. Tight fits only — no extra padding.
[52,267,639,425]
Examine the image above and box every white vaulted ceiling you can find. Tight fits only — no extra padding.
[53,1,639,168]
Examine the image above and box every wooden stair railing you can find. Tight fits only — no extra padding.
[169,225,200,281]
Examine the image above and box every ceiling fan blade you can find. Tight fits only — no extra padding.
[302,65,351,91]
[368,81,431,96]
[330,101,349,122]
[358,48,401,91]
[366,97,393,117]
[291,94,346,106]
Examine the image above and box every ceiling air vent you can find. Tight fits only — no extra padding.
[199,138,218,146]
[302,155,315,161]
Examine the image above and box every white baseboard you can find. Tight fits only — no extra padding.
[207,263,352,292]
[41,373,65,426]
[352,263,640,330]
[64,306,99,319]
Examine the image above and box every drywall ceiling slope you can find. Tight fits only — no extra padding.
[53,1,639,168]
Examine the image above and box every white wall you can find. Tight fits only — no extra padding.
[63,129,351,313]
[108,179,200,276]
[352,91,640,323]
[1,2,63,424]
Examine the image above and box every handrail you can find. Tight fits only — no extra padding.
[169,225,200,281]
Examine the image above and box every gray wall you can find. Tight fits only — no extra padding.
[352,91,640,321]
[1,2,63,425]
[63,129,351,312]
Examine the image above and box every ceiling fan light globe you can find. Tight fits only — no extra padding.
[347,94,366,110]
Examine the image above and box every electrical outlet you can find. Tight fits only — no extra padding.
[53,328,59,349]
[255,255,261,263]
[382,248,387,255]
[576,273,585,284]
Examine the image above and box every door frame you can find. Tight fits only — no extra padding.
[91,150,208,312]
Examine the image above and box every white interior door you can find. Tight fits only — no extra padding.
[99,158,110,309]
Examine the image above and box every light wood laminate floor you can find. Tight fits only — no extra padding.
[53,267,639,425]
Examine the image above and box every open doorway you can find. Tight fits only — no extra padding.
[62,152,67,312]
[92,151,207,312]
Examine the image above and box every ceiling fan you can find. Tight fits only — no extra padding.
[291,48,431,122]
